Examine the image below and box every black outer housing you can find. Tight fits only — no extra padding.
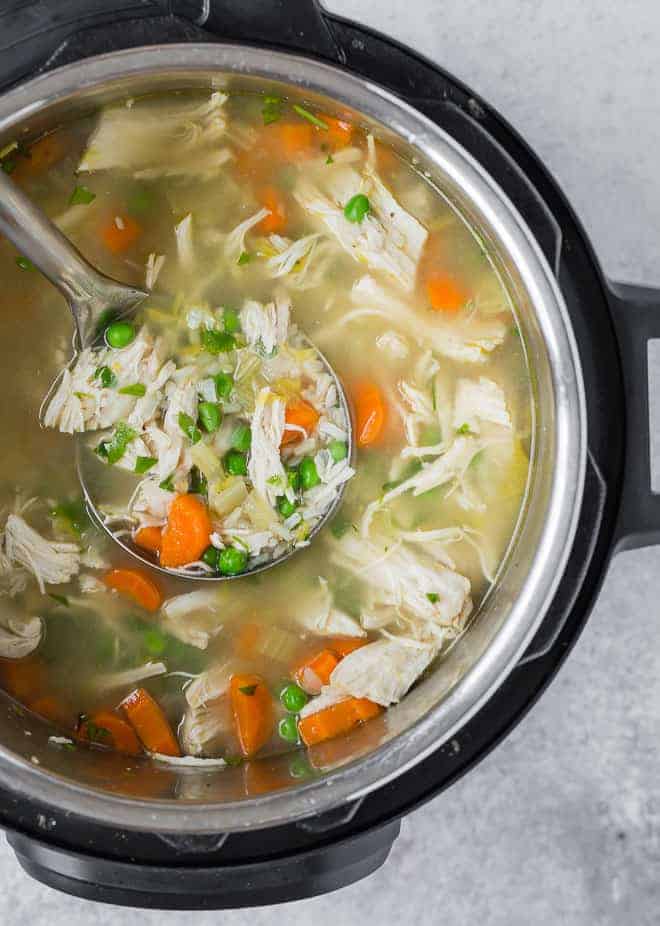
[0,0,654,909]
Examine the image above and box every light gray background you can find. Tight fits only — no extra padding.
[2,2,660,923]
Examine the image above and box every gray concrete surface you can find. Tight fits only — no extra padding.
[2,2,660,923]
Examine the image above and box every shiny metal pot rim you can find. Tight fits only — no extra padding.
[0,44,586,833]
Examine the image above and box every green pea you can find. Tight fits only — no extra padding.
[299,457,320,490]
[328,440,348,462]
[225,450,248,476]
[198,401,221,433]
[343,193,371,223]
[289,754,313,779]
[278,715,300,744]
[214,372,234,400]
[280,683,308,713]
[127,186,153,216]
[223,307,241,334]
[143,628,167,657]
[105,320,136,349]
[277,496,297,519]
[217,546,248,576]
[201,545,220,569]
[231,424,252,452]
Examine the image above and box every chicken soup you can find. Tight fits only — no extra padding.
[0,89,530,771]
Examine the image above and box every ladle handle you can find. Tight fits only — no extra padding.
[0,169,146,345]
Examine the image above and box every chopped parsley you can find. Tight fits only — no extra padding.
[96,421,136,465]
[118,383,146,397]
[178,411,202,445]
[293,104,328,130]
[69,184,96,206]
[134,456,158,474]
[94,365,117,389]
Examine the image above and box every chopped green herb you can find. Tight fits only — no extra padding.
[267,474,282,486]
[159,474,175,492]
[293,104,328,130]
[98,422,136,465]
[201,328,236,354]
[178,411,202,444]
[325,153,334,165]
[118,383,146,397]
[231,424,252,452]
[277,496,297,518]
[2,157,16,174]
[456,423,472,436]
[69,184,96,206]
[223,754,243,767]
[214,371,234,399]
[50,498,89,538]
[16,256,35,271]
[426,592,439,604]
[85,721,111,744]
[223,307,241,334]
[49,593,69,607]
[134,455,157,474]
[225,450,248,476]
[94,365,117,389]
[237,251,251,266]
[73,391,92,400]
[198,401,221,434]
[189,466,208,496]
[262,95,283,125]
[343,193,371,223]
[328,440,348,462]
[287,467,301,491]
[239,684,257,696]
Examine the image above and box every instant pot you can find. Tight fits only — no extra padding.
[0,0,657,909]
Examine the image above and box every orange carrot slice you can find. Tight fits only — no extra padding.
[121,688,181,756]
[101,213,141,254]
[323,115,353,149]
[12,133,65,179]
[281,398,320,447]
[426,271,467,313]
[327,638,369,658]
[0,657,47,702]
[103,568,162,613]
[160,494,212,569]
[257,185,287,234]
[134,525,163,554]
[353,381,386,447]
[271,122,314,158]
[294,650,340,695]
[230,674,274,758]
[28,695,71,728]
[79,710,142,756]
[298,697,382,747]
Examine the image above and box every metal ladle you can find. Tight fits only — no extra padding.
[0,169,352,580]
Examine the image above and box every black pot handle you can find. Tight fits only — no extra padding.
[609,281,660,551]
[0,0,342,91]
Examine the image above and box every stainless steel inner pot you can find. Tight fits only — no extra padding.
[0,44,586,833]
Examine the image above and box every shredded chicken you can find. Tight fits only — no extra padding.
[294,148,427,292]
[329,637,437,706]
[4,514,79,593]
[240,295,290,356]
[0,605,42,659]
[78,92,229,174]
